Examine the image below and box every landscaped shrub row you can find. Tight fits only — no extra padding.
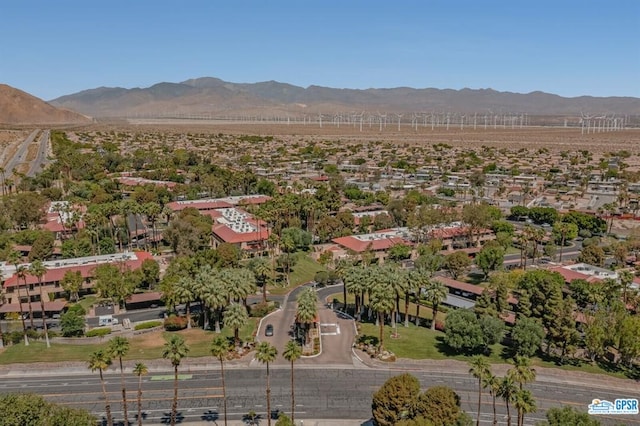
[135,320,162,330]
[85,328,112,337]
[164,315,188,331]
[249,301,278,317]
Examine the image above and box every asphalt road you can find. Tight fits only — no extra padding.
[26,129,50,177]
[1,367,638,426]
[3,129,39,179]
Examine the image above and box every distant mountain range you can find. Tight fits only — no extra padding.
[49,77,640,119]
[2,78,640,125]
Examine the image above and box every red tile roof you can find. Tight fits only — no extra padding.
[212,224,270,244]
[166,200,233,211]
[126,291,163,304]
[548,266,602,284]
[433,276,485,295]
[0,300,67,313]
[3,252,153,289]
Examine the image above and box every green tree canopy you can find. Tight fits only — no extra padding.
[443,251,472,280]
[539,406,600,426]
[0,393,96,426]
[510,317,545,358]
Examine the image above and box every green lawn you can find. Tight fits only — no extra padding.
[357,323,632,379]
[269,253,326,295]
[0,318,259,365]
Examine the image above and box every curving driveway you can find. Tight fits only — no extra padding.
[255,284,357,366]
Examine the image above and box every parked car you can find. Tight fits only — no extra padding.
[265,324,274,337]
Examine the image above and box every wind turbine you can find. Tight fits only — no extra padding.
[395,113,403,131]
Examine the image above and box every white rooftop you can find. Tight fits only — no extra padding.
[0,252,140,280]
[217,208,258,234]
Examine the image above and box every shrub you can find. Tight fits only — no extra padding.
[249,301,277,317]
[135,320,162,330]
[8,331,23,345]
[164,315,188,331]
[86,327,112,337]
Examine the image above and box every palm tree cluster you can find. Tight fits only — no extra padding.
[164,262,256,336]
[295,287,318,347]
[87,334,192,426]
[468,355,537,426]
[338,261,448,351]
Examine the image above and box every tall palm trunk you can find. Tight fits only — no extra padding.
[506,400,512,426]
[171,365,178,426]
[431,303,439,331]
[137,373,143,426]
[491,391,497,425]
[18,287,29,346]
[185,302,191,329]
[100,369,113,426]
[266,362,272,426]
[290,359,296,423]
[23,281,35,329]
[220,358,227,426]
[38,280,50,348]
[119,357,129,425]
[378,311,385,350]
[404,293,410,327]
[476,379,482,426]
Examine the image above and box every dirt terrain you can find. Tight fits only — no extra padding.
[2,124,640,169]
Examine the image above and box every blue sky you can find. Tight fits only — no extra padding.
[1,0,638,100]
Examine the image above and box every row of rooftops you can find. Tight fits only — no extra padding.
[1,251,153,289]
[167,194,271,211]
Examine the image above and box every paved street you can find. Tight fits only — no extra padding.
[1,283,638,425]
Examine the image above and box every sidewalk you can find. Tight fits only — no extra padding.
[183,421,367,426]
[352,348,640,392]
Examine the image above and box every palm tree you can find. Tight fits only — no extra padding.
[387,266,408,330]
[468,356,491,426]
[514,389,537,426]
[342,265,364,318]
[108,336,130,426]
[497,375,518,426]
[143,202,161,251]
[334,259,349,310]
[201,270,228,333]
[255,341,278,426]
[223,302,249,345]
[282,340,302,423]
[250,257,273,303]
[516,233,528,269]
[133,362,148,426]
[174,276,195,329]
[297,289,318,341]
[89,349,113,426]
[483,373,500,426]
[210,336,231,426]
[508,356,536,390]
[15,265,30,345]
[369,277,395,351]
[28,260,50,348]
[423,280,448,330]
[162,334,190,426]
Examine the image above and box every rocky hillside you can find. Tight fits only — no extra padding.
[0,84,91,125]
